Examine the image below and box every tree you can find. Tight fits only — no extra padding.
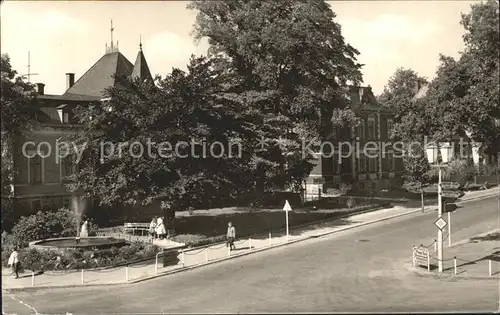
[379,68,428,125]
[188,0,363,192]
[1,54,38,231]
[423,1,499,152]
[402,145,430,211]
[69,56,259,234]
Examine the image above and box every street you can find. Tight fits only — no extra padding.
[3,196,499,314]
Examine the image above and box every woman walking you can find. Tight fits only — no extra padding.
[156,217,166,240]
[8,247,20,279]
[149,217,157,239]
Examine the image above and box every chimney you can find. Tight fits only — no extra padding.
[66,73,75,90]
[36,83,45,95]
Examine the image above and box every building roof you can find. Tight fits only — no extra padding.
[64,51,134,97]
[131,46,153,82]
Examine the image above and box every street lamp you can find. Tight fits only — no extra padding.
[426,142,453,273]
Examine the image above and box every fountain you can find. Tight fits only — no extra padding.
[29,195,129,252]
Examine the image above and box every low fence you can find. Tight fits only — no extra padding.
[22,234,287,288]
[412,234,499,277]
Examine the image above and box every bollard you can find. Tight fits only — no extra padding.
[81,269,84,284]
[31,271,35,287]
[205,248,209,263]
[454,257,457,275]
[125,265,129,282]
[434,240,437,253]
[155,255,158,275]
[269,232,272,246]
[489,259,492,276]
[249,238,252,251]
[181,250,185,267]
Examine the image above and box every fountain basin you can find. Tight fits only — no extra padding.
[29,237,129,252]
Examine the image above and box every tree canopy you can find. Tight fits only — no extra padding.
[188,0,364,191]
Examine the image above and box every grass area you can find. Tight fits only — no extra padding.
[171,202,389,246]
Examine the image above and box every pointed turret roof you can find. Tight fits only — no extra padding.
[64,51,134,97]
[131,43,153,82]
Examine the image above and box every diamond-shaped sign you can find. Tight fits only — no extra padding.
[434,217,447,230]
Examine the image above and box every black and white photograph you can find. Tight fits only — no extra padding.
[1,0,499,313]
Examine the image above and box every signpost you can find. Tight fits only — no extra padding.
[440,182,461,190]
[283,200,292,242]
[443,202,457,247]
[412,245,430,271]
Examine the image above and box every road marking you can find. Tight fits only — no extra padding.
[4,292,39,314]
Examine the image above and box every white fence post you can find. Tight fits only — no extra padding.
[205,248,209,263]
[155,253,159,275]
[427,251,430,272]
[249,238,252,251]
[31,271,35,287]
[81,269,84,284]
[434,240,437,253]
[269,232,272,246]
[454,257,457,275]
[227,245,231,257]
[489,259,492,276]
[181,250,185,267]
[125,265,129,282]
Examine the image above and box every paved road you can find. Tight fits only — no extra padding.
[3,196,499,314]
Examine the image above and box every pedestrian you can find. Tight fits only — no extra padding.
[149,217,157,239]
[156,217,166,240]
[8,246,20,279]
[80,219,89,238]
[226,222,236,251]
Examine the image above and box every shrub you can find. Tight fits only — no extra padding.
[171,234,226,247]
[2,242,161,271]
[10,208,99,247]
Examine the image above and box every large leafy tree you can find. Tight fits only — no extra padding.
[1,54,38,230]
[188,0,363,191]
[378,67,430,140]
[70,56,259,234]
[425,0,499,153]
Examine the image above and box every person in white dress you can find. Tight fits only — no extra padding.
[8,247,20,279]
[155,217,166,239]
[149,217,157,238]
[80,219,89,238]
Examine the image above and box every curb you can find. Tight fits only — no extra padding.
[457,192,498,204]
[181,204,392,253]
[403,263,500,281]
[450,228,500,248]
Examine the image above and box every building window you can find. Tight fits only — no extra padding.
[387,152,395,171]
[357,120,365,140]
[333,154,340,174]
[368,156,377,173]
[43,197,62,211]
[29,155,42,184]
[368,115,376,140]
[31,199,42,212]
[387,119,394,139]
[359,154,366,173]
[61,155,76,180]
[62,197,71,209]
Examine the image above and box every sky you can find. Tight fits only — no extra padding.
[0,0,478,96]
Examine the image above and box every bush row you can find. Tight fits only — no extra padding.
[2,243,160,271]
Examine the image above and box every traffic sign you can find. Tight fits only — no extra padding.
[413,246,430,270]
[434,217,447,230]
[440,182,461,190]
[441,190,463,199]
[444,203,458,213]
[283,200,292,211]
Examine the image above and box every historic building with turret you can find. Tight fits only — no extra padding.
[10,26,153,218]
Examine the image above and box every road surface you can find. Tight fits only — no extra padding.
[3,196,499,314]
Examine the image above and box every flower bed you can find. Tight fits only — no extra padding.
[1,242,161,272]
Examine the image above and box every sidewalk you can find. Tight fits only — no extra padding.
[2,187,497,291]
[406,229,500,280]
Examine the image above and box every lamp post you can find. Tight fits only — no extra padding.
[426,142,453,273]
